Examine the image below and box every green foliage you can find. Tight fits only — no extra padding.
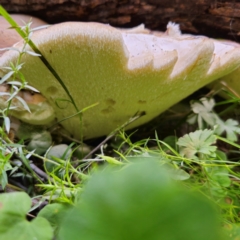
[215,118,240,142]
[188,97,216,128]
[0,18,40,131]
[226,224,240,239]
[177,129,217,159]
[58,160,224,240]
[0,140,13,189]
[45,144,73,178]
[125,152,190,180]
[0,192,53,240]
[38,203,70,233]
[205,166,231,197]
[0,6,240,239]
[14,122,53,155]
[188,97,240,142]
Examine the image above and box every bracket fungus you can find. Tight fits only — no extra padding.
[0,14,47,57]
[1,21,240,139]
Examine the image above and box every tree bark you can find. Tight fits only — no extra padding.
[1,0,240,41]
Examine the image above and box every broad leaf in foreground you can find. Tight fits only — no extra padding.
[0,192,53,240]
[58,160,224,240]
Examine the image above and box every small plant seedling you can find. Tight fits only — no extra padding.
[188,97,240,142]
[177,129,217,160]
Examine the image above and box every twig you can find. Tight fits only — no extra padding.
[29,163,51,181]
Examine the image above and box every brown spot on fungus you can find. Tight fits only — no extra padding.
[101,106,115,115]
[46,86,58,96]
[105,98,116,106]
[138,100,147,104]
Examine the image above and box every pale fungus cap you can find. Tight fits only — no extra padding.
[0,14,47,56]
[0,84,55,125]
[207,40,240,98]
[1,21,240,139]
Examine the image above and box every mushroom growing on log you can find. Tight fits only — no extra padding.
[1,20,240,139]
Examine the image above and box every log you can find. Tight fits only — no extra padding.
[1,0,240,41]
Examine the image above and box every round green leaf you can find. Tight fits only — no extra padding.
[58,160,224,240]
[0,192,53,240]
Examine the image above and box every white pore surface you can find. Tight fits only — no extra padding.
[122,33,209,78]
[207,40,240,75]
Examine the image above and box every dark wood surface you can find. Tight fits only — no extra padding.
[1,0,240,40]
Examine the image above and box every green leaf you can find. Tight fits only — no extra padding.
[162,135,178,151]
[46,144,72,161]
[215,118,240,142]
[0,192,53,240]
[99,155,125,165]
[38,203,70,232]
[58,160,224,240]
[25,50,41,56]
[0,153,13,189]
[27,130,52,155]
[0,70,15,84]
[177,129,217,159]
[205,166,231,198]
[168,168,190,180]
[45,144,72,178]
[188,98,217,129]
[0,171,9,189]
[14,96,31,112]
[225,224,240,240]
[127,153,190,180]
[210,168,231,187]
[215,150,227,161]
[3,116,10,133]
